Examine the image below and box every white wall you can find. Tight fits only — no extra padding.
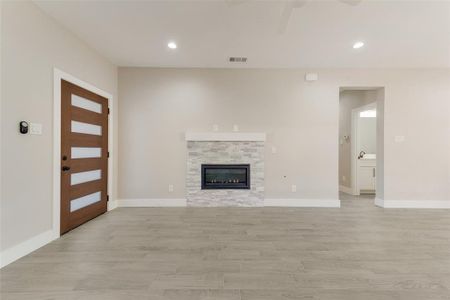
[119,68,450,203]
[1,1,118,252]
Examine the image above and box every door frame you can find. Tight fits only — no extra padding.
[53,68,115,238]
[351,102,376,196]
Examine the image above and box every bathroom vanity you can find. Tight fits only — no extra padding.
[358,155,376,194]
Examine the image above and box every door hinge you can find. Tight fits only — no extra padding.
[107,195,109,202]
[108,107,110,115]
[107,151,110,158]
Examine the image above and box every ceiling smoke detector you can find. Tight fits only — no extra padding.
[229,57,247,62]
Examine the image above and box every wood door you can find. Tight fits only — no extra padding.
[60,80,108,234]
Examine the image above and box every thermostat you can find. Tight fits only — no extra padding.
[19,121,29,134]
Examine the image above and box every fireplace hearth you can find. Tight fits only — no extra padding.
[201,164,250,189]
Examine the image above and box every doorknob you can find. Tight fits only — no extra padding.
[62,166,71,171]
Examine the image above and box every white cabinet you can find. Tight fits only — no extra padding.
[358,159,376,193]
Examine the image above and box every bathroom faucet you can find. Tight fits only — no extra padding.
[358,151,366,159]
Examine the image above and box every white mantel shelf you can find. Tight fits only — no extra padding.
[185,132,266,142]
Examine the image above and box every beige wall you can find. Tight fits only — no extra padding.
[119,68,339,201]
[1,1,118,251]
[376,89,385,199]
[119,68,450,203]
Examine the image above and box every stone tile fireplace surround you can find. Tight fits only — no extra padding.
[186,132,265,207]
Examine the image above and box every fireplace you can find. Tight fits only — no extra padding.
[201,164,250,189]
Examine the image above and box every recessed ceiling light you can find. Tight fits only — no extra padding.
[168,42,177,49]
[353,41,364,49]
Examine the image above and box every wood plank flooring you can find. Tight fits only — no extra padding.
[1,194,450,299]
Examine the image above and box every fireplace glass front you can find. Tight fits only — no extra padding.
[201,164,250,189]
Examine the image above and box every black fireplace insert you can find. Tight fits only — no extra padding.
[201,164,250,189]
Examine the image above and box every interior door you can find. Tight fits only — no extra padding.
[60,80,108,234]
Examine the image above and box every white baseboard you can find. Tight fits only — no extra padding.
[0,229,57,268]
[339,185,354,195]
[374,198,384,207]
[117,198,187,207]
[375,198,450,209]
[264,198,341,207]
[108,200,118,211]
[118,198,341,208]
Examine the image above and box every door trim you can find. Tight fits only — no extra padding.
[53,68,115,238]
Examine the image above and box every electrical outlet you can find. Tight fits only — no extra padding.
[271,146,277,154]
[213,124,219,132]
[233,124,239,132]
[291,185,297,192]
[168,184,174,192]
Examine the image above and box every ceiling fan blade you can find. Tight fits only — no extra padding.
[338,0,363,6]
[277,0,308,35]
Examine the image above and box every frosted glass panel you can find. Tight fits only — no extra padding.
[71,147,101,159]
[71,121,101,136]
[71,94,102,113]
[71,169,101,185]
[70,191,101,212]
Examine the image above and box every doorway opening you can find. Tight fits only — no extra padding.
[338,87,385,205]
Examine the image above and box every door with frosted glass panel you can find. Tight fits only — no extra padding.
[61,80,108,234]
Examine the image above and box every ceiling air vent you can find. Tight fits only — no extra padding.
[229,57,247,63]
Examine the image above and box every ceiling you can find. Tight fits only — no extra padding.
[34,0,450,68]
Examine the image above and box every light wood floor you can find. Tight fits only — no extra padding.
[1,194,450,299]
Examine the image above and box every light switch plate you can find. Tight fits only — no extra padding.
[213,124,219,132]
[394,135,405,143]
[168,184,174,192]
[305,73,318,82]
[30,123,42,135]
[271,146,277,154]
[291,185,297,192]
